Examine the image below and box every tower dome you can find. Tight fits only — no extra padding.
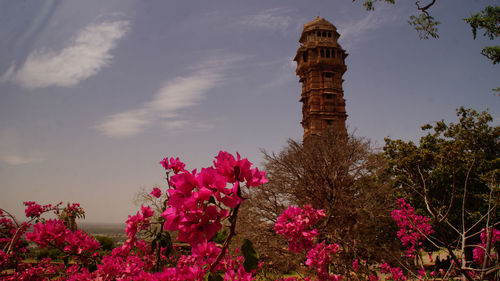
[294,17,348,140]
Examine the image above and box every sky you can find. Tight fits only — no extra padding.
[1,0,498,223]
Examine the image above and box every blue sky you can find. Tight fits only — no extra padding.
[1,0,498,223]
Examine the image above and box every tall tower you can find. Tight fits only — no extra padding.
[294,17,348,140]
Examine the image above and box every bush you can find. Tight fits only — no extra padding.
[94,235,115,251]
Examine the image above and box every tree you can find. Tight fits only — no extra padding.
[384,107,499,276]
[358,1,500,64]
[239,130,401,274]
[465,5,500,64]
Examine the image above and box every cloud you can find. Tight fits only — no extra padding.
[1,19,130,89]
[241,8,292,32]
[96,56,237,138]
[4,155,43,166]
[95,109,150,138]
[337,7,400,49]
[262,57,296,88]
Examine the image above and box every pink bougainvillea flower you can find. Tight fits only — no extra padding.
[392,198,433,257]
[24,203,43,218]
[305,241,339,281]
[159,157,186,174]
[150,187,162,198]
[352,259,360,272]
[26,219,69,248]
[245,167,268,187]
[275,204,325,253]
[473,227,500,265]
[379,263,407,281]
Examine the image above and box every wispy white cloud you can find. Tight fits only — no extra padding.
[337,7,400,49]
[241,8,292,32]
[96,56,237,138]
[4,155,43,166]
[262,57,296,88]
[0,129,45,166]
[1,19,130,89]
[95,109,150,138]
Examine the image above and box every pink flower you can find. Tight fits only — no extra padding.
[380,263,391,274]
[64,230,100,257]
[417,267,426,279]
[305,241,339,280]
[159,157,186,174]
[275,205,325,253]
[150,187,162,198]
[141,205,154,218]
[352,259,360,272]
[26,219,69,248]
[380,263,407,281]
[473,227,500,265]
[392,198,433,257]
[24,203,43,218]
[214,151,267,187]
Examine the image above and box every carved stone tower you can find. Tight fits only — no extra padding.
[294,17,348,140]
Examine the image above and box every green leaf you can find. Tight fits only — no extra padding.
[204,272,223,281]
[241,238,259,272]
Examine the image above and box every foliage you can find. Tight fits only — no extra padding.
[465,5,500,40]
[94,235,115,252]
[37,248,65,261]
[358,1,500,64]
[384,107,499,279]
[384,107,499,241]
[408,13,439,39]
[464,5,500,64]
[480,45,500,65]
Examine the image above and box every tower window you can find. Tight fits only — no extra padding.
[328,32,332,38]
[320,49,324,57]
[322,31,326,37]
[327,120,333,125]
[325,94,334,99]
[324,72,333,78]
[325,49,330,58]
[317,31,321,37]
[303,52,308,62]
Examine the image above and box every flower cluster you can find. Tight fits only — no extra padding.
[125,205,155,241]
[161,151,267,247]
[380,263,407,281]
[275,205,340,281]
[391,198,433,257]
[274,204,325,253]
[24,201,62,218]
[159,156,186,174]
[26,219,100,259]
[472,227,500,266]
[306,241,340,281]
[63,203,85,217]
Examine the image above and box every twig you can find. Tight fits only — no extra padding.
[415,0,436,15]
[209,181,243,273]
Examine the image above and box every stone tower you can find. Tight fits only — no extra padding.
[294,17,348,140]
